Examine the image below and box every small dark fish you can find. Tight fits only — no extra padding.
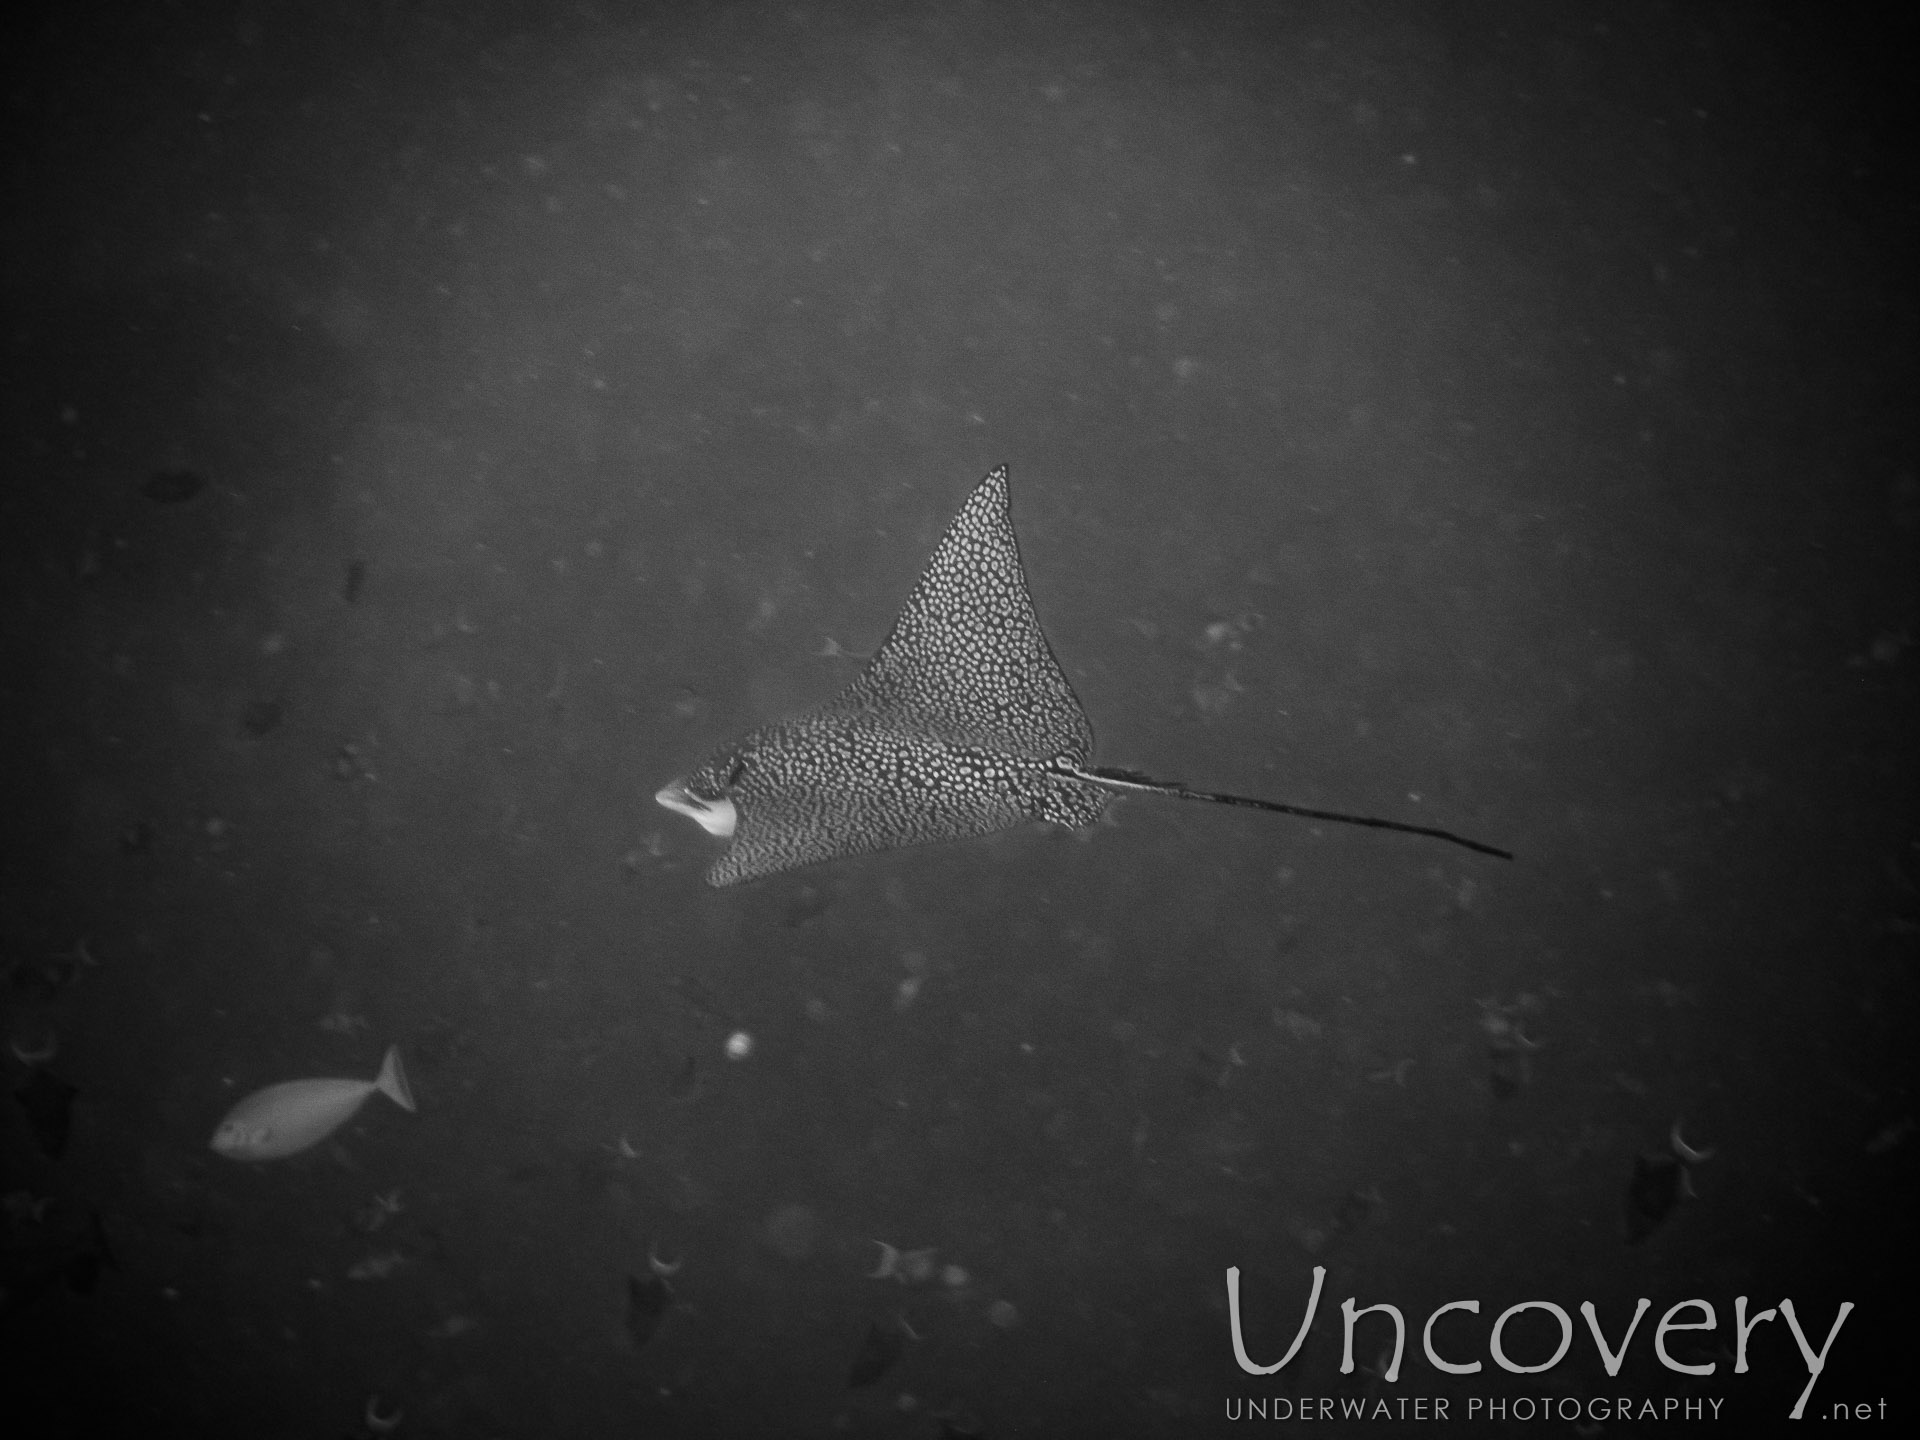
[666,1055,701,1103]
[15,1069,78,1158]
[1479,999,1540,1100]
[847,1317,905,1388]
[142,468,206,503]
[1865,1116,1915,1155]
[62,1211,117,1295]
[670,974,736,1030]
[1488,1049,1523,1100]
[241,699,284,737]
[409,1014,469,1071]
[1329,1187,1378,1239]
[0,1202,115,1317]
[9,951,85,1005]
[1625,1154,1681,1244]
[625,1271,671,1348]
[782,884,830,927]
[1183,1045,1227,1097]
[1624,1122,1714,1244]
[343,558,367,603]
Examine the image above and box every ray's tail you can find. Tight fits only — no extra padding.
[1066,764,1514,861]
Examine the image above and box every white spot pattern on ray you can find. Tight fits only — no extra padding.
[663,466,1108,886]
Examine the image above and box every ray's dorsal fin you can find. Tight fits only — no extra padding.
[836,465,1093,763]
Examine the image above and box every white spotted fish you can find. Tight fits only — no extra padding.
[211,1044,416,1161]
[657,466,1510,886]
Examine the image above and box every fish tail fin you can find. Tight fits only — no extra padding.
[375,1044,416,1113]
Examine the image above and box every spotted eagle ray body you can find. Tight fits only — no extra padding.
[657,466,1510,886]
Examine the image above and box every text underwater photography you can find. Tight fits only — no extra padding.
[1216,1264,1904,1429]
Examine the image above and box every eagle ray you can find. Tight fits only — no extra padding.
[657,466,1511,886]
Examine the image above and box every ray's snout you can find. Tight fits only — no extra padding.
[655,778,738,839]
